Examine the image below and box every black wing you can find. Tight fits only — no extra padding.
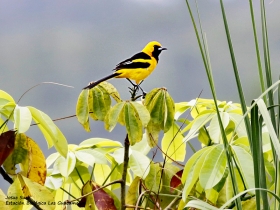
[115,52,151,70]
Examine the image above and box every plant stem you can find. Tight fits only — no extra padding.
[120,84,140,209]
[121,134,130,210]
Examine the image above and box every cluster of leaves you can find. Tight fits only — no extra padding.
[0,80,278,210]
[0,90,68,209]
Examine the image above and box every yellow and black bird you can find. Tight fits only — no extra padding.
[83,41,167,90]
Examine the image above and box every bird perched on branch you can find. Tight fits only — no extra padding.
[83,41,167,90]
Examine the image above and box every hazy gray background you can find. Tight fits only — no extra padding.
[1,0,279,190]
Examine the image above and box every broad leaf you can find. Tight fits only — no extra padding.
[182,146,213,201]
[89,86,111,121]
[28,106,68,157]
[76,89,90,131]
[199,144,226,190]
[162,123,186,162]
[123,102,142,145]
[129,150,150,179]
[104,101,125,132]
[54,151,76,177]
[0,130,16,166]
[14,105,32,133]
[232,145,255,190]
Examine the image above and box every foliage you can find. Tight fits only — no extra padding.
[0,1,280,210]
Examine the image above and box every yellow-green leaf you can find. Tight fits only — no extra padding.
[0,90,15,104]
[130,102,150,127]
[125,177,140,208]
[54,151,76,177]
[123,102,142,145]
[90,86,111,121]
[98,81,122,102]
[20,175,55,210]
[94,164,111,188]
[105,101,125,132]
[28,106,68,157]
[0,189,6,209]
[14,105,32,133]
[129,150,150,178]
[7,176,24,210]
[164,91,175,132]
[199,144,226,190]
[144,163,161,192]
[76,89,90,130]
[182,146,213,201]
[162,123,186,163]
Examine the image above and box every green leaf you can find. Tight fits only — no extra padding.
[232,145,255,190]
[0,90,15,104]
[144,162,161,192]
[78,138,122,148]
[144,88,161,108]
[7,176,24,210]
[75,149,96,166]
[182,146,213,201]
[20,175,55,210]
[130,102,150,127]
[69,164,91,183]
[0,102,16,119]
[0,189,6,209]
[75,148,107,165]
[125,177,140,207]
[28,106,68,157]
[110,148,124,164]
[81,181,97,209]
[185,200,219,210]
[129,150,150,179]
[229,113,247,138]
[208,113,229,143]
[54,151,76,177]
[13,133,28,164]
[146,121,161,147]
[104,101,125,132]
[94,164,111,187]
[148,90,165,130]
[14,105,32,133]
[46,152,60,168]
[90,86,111,121]
[98,81,122,102]
[76,89,90,131]
[205,188,219,205]
[183,110,216,141]
[199,144,226,190]
[45,175,63,190]
[144,88,175,147]
[162,123,186,162]
[164,91,175,132]
[0,117,8,133]
[124,102,142,145]
[174,102,191,120]
[130,133,151,155]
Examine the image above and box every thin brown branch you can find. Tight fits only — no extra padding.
[121,134,130,210]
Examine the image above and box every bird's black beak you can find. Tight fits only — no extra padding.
[159,47,167,51]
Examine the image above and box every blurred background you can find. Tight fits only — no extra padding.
[0,0,279,190]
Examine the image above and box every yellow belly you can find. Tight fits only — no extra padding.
[116,68,151,84]
[115,58,157,84]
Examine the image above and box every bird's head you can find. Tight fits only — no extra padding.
[142,41,167,62]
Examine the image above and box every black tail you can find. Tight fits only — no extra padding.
[83,73,120,89]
